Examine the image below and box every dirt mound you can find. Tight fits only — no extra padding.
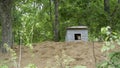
[0,41,118,68]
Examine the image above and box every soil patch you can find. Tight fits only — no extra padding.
[0,41,119,68]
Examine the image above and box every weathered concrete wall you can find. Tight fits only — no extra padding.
[65,29,88,42]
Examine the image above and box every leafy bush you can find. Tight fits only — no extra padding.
[97,26,120,68]
[97,52,120,68]
[109,52,120,68]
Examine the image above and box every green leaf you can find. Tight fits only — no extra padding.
[101,27,107,34]
[101,45,110,52]
[0,65,8,68]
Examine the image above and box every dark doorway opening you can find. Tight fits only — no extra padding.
[74,34,81,40]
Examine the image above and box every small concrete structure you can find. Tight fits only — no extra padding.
[65,26,88,42]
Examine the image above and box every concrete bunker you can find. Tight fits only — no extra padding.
[65,26,88,42]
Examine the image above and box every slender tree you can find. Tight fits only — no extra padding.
[118,0,120,3]
[104,0,110,13]
[49,0,52,21]
[111,0,120,17]
[53,0,59,42]
[0,0,13,53]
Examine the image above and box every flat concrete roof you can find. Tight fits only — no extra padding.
[67,26,88,30]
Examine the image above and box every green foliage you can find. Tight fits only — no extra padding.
[109,52,120,67]
[3,44,18,68]
[24,64,37,68]
[100,26,120,52]
[0,65,8,68]
[10,0,120,42]
[97,26,120,68]
[60,0,120,41]
[97,52,120,68]
[0,44,37,68]
[13,0,54,44]
[101,26,111,35]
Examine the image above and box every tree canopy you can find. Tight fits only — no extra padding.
[0,0,120,45]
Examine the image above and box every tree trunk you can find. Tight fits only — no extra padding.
[104,0,110,13]
[118,0,120,3]
[54,0,59,42]
[49,0,52,22]
[0,0,13,53]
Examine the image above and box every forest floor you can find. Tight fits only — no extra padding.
[0,41,120,68]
